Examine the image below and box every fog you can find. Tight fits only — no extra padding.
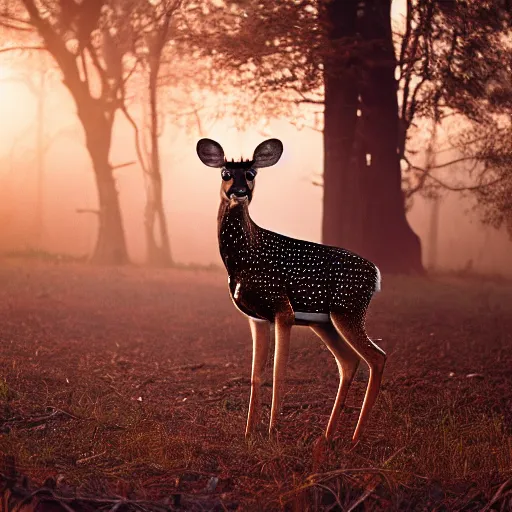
[0,61,511,277]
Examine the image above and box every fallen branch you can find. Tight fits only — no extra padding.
[480,478,512,512]
[346,476,380,512]
[1,466,228,512]
[75,451,107,466]
[1,408,79,431]
[47,406,81,420]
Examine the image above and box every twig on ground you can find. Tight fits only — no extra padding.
[1,408,81,431]
[76,451,107,466]
[346,477,380,512]
[481,478,512,512]
[47,407,82,420]
[315,483,344,511]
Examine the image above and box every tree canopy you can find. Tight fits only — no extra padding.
[195,0,512,236]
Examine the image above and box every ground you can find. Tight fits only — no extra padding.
[0,258,511,511]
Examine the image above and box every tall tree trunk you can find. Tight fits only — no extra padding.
[145,59,173,267]
[322,0,363,253]
[359,0,422,273]
[19,0,130,265]
[322,0,423,273]
[80,104,129,265]
[92,164,128,265]
[144,176,172,267]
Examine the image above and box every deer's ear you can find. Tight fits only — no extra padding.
[252,139,283,168]
[197,139,225,168]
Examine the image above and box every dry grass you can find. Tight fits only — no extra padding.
[0,258,511,510]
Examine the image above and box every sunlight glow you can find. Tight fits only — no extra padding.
[0,62,12,81]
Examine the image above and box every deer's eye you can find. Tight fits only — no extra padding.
[221,170,232,181]
[245,169,257,181]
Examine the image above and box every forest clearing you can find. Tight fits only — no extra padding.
[1,258,511,510]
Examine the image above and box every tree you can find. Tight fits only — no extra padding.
[120,0,181,267]
[320,0,422,273]
[138,1,175,267]
[194,0,422,272]
[1,0,131,264]
[400,0,512,236]
[1,0,216,266]
[193,0,512,273]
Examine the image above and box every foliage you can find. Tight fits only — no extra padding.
[191,0,512,234]
[395,0,512,234]
[186,0,323,127]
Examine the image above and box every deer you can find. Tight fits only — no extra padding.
[196,138,386,444]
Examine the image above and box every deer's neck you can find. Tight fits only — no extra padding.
[218,200,259,273]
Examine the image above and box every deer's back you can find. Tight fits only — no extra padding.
[226,228,378,322]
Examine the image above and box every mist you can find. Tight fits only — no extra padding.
[2,2,512,509]
[0,62,510,276]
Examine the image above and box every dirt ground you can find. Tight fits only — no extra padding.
[0,258,511,511]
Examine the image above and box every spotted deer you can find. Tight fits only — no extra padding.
[196,138,386,443]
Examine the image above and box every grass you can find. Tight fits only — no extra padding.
[0,258,511,510]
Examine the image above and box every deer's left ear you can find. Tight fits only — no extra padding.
[252,139,283,168]
[197,139,225,168]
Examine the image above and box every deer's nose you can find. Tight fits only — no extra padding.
[232,187,247,197]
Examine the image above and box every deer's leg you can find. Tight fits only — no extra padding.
[269,315,292,435]
[310,323,360,440]
[246,318,270,437]
[330,313,386,444]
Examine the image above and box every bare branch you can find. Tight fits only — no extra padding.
[122,57,142,88]
[84,42,110,101]
[120,105,150,175]
[0,45,44,53]
[404,156,505,193]
[290,86,324,105]
[76,208,100,215]
[0,14,33,31]
[112,161,136,171]
[20,0,82,94]
[427,156,480,171]
[193,108,204,136]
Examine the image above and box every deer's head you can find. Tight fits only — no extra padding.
[196,138,283,206]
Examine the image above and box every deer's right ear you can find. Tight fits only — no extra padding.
[197,139,225,168]
[252,139,283,168]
